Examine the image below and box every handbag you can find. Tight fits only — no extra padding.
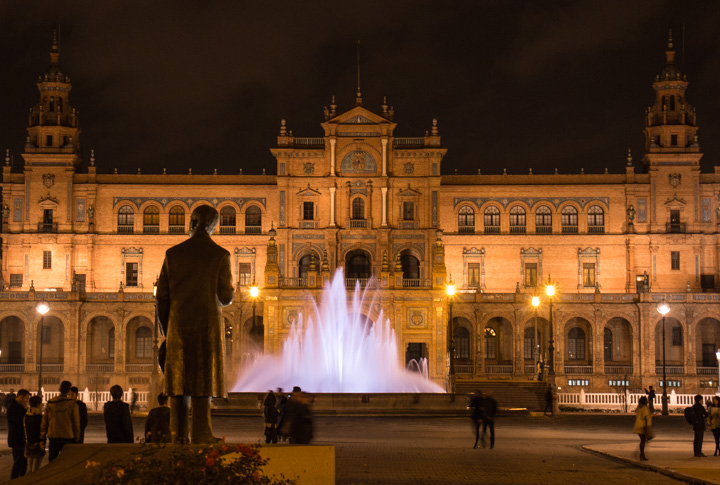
[645,425,655,440]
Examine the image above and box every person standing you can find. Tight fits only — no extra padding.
[467,390,484,449]
[544,385,554,416]
[691,394,709,457]
[23,395,46,473]
[156,205,234,444]
[644,386,656,414]
[103,385,134,443]
[634,396,652,461]
[40,381,80,462]
[708,396,720,457]
[480,392,497,449]
[145,393,171,443]
[263,390,279,444]
[129,388,138,414]
[7,389,30,479]
[68,387,88,443]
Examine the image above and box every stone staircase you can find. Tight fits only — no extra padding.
[455,380,547,411]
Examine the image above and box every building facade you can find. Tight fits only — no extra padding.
[1,33,719,395]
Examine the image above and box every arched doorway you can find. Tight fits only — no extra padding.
[564,317,592,368]
[0,316,25,367]
[484,317,512,375]
[37,315,64,370]
[298,251,319,279]
[345,249,372,280]
[523,316,549,376]
[400,250,420,279]
[86,316,116,371]
[654,317,684,371]
[604,317,633,373]
[695,317,720,369]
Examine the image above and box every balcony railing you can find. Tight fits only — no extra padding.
[293,137,325,147]
[604,365,633,375]
[143,225,159,234]
[346,278,377,289]
[86,364,115,373]
[485,365,512,374]
[219,226,236,234]
[524,364,536,375]
[36,363,64,372]
[455,364,474,374]
[401,278,430,288]
[125,364,153,372]
[279,277,308,288]
[696,366,717,376]
[0,364,25,372]
[484,226,500,234]
[458,226,475,234]
[510,226,526,234]
[561,225,578,234]
[349,220,368,229]
[168,225,185,234]
[393,137,425,148]
[117,225,134,234]
[38,222,58,233]
[655,365,684,375]
[588,226,605,234]
[536,226,552,234]
[565,365,593,375]
[666,223,686,233]
[245,225,262,234]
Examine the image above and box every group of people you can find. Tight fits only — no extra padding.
[634,391,720,460]
[468,390,497,449]
[262,386,314,445]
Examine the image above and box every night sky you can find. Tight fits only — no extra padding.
[1,1,719,176]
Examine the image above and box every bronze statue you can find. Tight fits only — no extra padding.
[156,205,234,444]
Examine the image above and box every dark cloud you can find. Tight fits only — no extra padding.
[0,1,719,175]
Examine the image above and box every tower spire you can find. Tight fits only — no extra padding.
[355,40,362,105]
[50,25,59,66]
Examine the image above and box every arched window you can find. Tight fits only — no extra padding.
[484,206,500,233]
[219,206,236,234]
[535,206,552,233]
[135,327,152,359]
[458,206,475,234]
[117,205,134,233]
[484,327,497,359]
[524,327,535,360]
[400,250,420,282]
[509,206,526,233]
[561,206,578,233]
[588,205,604,233]
[245,206,262,234]
[346,250,372,280]
[298,252,318,279]
[567,327,586,360]
[455,327,470,359]
[143,206,160,233]
[604,328,613,361]
[168,206,185,233]
[352,198,365,220]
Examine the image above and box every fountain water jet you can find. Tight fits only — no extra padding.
[233,269,444,393]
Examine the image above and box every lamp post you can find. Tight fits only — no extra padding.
[532,295,540,380]
[36,301,49,398]
[545,278,555,378]
[656,300,671,415]
[250,283,259,331]
[446,279,456,394]
[150,276,160,408]
[715,348,720,396]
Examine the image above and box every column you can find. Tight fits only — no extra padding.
[381,187,388,227]
[329,186,336,227]
[330,138,337,176]
[381,138,388,176]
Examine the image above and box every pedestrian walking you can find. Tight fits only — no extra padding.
[7,389,30,479]
[634,396,653,461]
[68,386,88,443]
[467,390,484,449]
[690,394,708,457]
[145,393,171,443]
[24,395,46,473]
[129,388,138,413]
[480,392,497,449]
[104,385,134,443]
[280,388,313,444]
[40,381,80,462]
[263,390,279,444]
[544,385,554,416]
[644,386,656,414]
[709,395,720,457]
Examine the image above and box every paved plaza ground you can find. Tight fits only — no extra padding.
[1,412,719,484]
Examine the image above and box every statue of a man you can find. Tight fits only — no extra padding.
[156,205,234,444]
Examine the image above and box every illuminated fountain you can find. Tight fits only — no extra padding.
[233,269,443,393]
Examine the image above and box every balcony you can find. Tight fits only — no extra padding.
[346,278,377,289]
[349,220,368,229]
[455,364,474,374]
[536,226,552,234]
[655,365,684,375]
[0,364,24,372]
[510,226,526,234]
[484,226,500,234]
[401,278,431,288]
[561,225,578,234]
[279,277,308,288]
[293,137,325,148]
[485,365,512,375]
[36,363,64,372]
[143,225,159,234]
[245,225,262,234]
[588,226,605,234]
[219,226,236,234]
[458,226,475,234]
[86,364,115,373]
[393,137,425,148]
[117,225,134,234]
[696,366,717,376]
[125,363,153,372]
[565,365,593,375]
[604,365,633,375]
[666,223,686,233]
[38,222,58,233]
[168,225,185,234]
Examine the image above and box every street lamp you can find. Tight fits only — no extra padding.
[656,300,671,415]
[151,276,160,408]
[250,283,259,330]
[545,278,555,378]
[36,301,50,397]
[532,295,540,380]
[715,348,720,396]
[446,279,456,394]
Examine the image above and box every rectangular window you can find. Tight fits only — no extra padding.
[125,262,139,287]
[403,202,414,221]
[567,379,589,386]
[467,263,480,288]
[238,263,252,286]
[9,274,22,287]
[659,380,681,387]
[582,263,596,287]
[303,201,314,220]
[45,135,53,146]
[43,251,52,269]
[671,134,678,146]
[41,325,51,345]
[523,335,534,360]
[671,251,680,270]
[608,380,629,387]
[671,326,682,346]
[485,337,497,360]
[524,263,537,287]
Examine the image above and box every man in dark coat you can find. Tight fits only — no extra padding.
[468,390,484,449]
[7,389,30,479]
[156,205,234,444]
[481,392,497,449]
[69,386,88,443]
[692,393,709,457]
[145,393,171,443]
[103,385,134,443]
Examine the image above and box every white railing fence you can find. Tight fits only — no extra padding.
[558,389,718,410]
[3,387,149,411]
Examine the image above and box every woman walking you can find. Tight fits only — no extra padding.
[634,396,652,461]
[263,390,279,444]
[709,395,720,456]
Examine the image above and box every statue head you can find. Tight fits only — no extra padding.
[189,205,219,236]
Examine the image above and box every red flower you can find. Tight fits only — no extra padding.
[205,456,216,467]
